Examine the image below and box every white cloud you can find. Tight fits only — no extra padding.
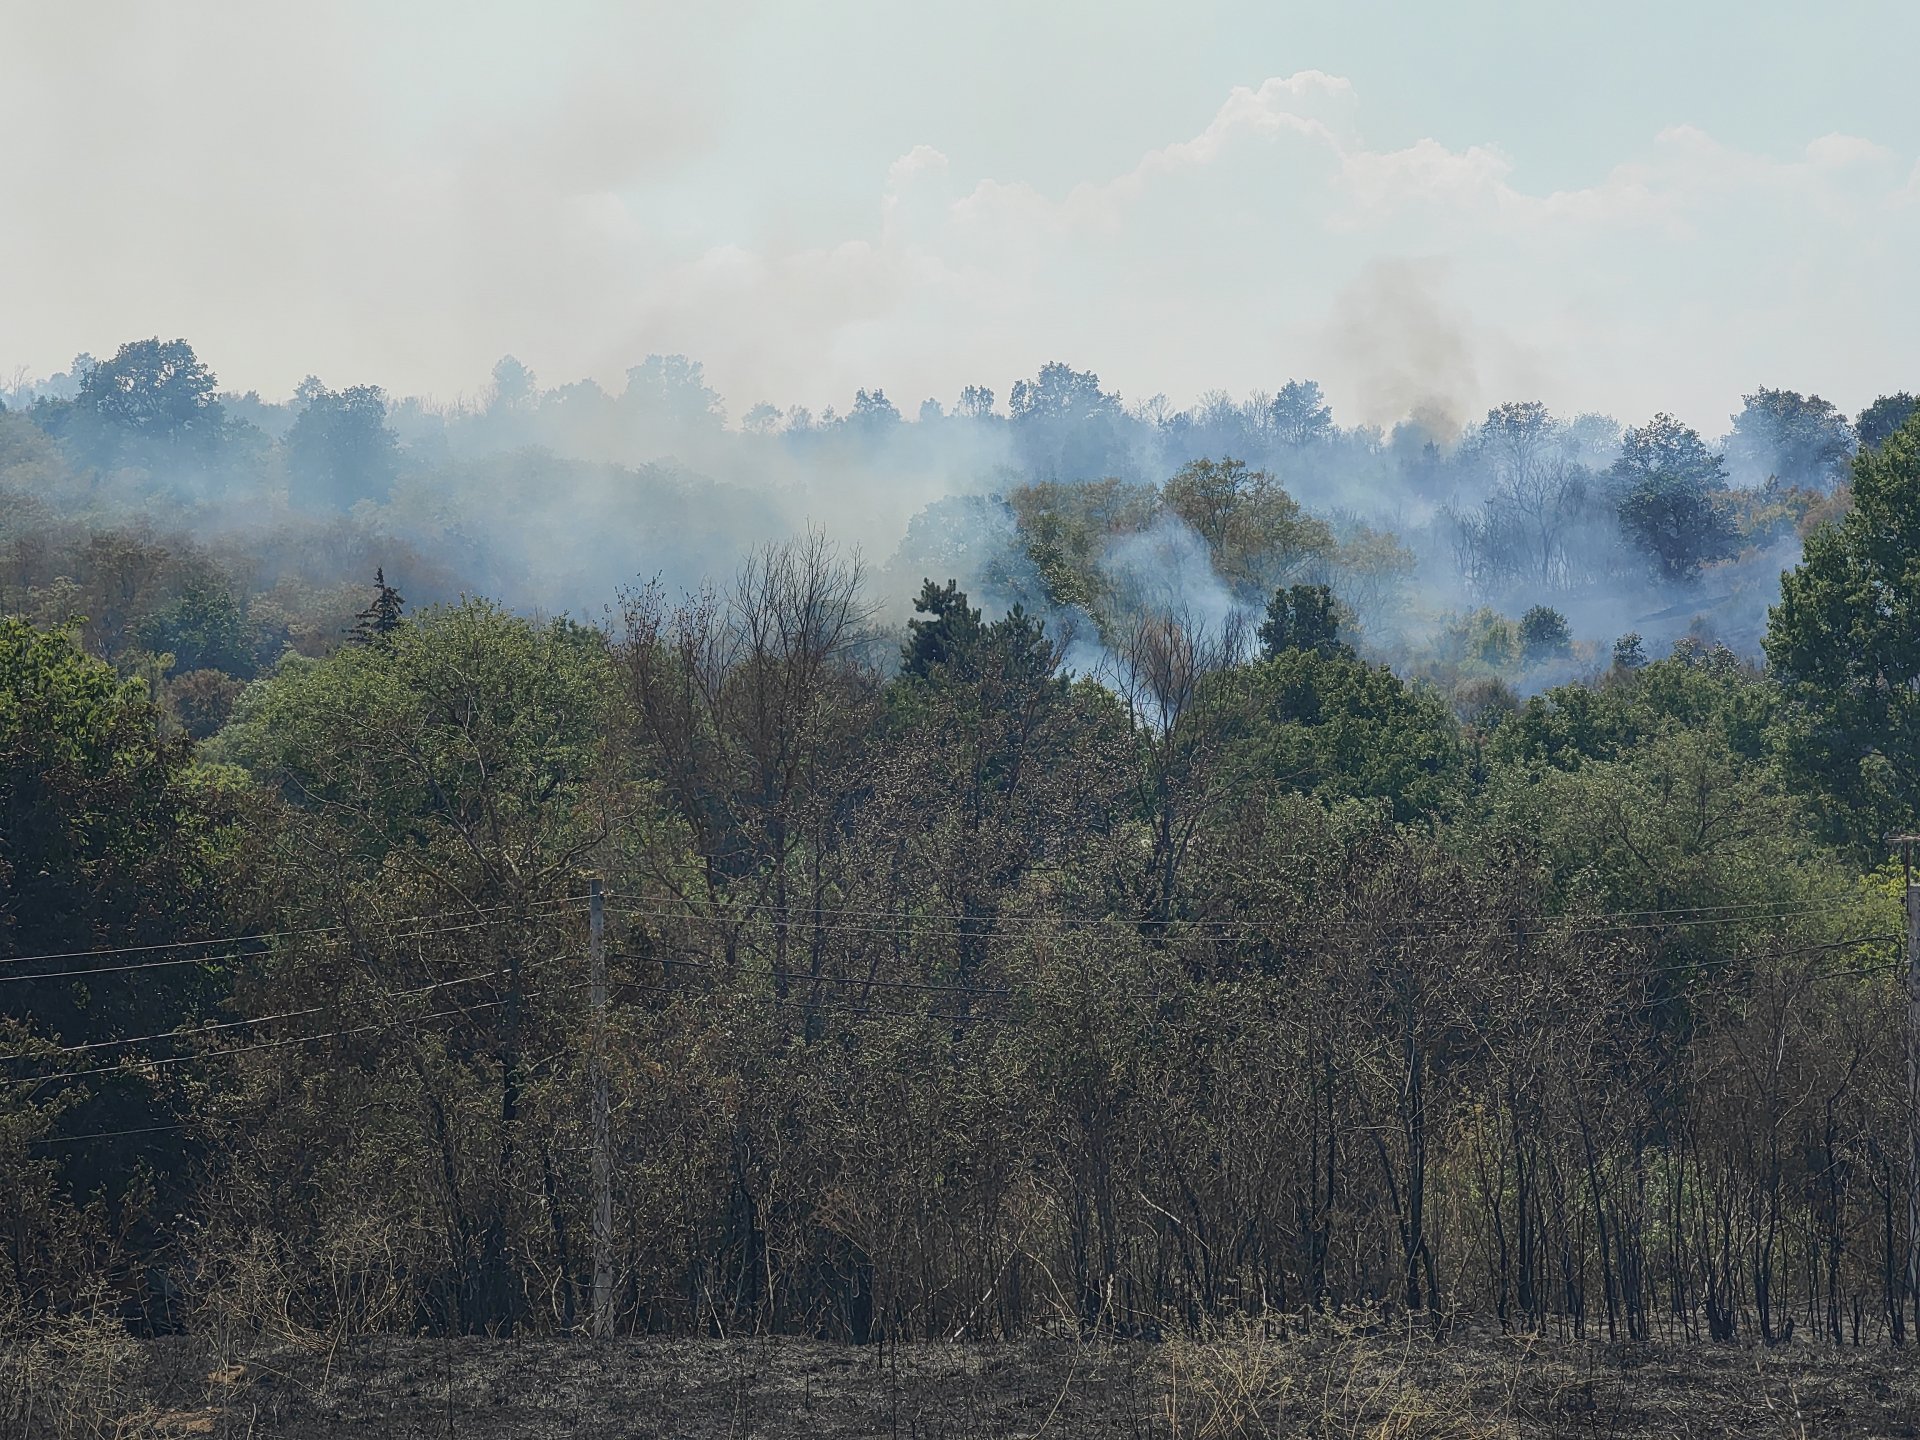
[887,145,950,189]
[3,28,1914,434]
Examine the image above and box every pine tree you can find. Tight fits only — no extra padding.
[348,568,405,645]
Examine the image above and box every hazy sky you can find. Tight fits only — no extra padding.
[5,0,1916,432]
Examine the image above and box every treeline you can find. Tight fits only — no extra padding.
[6,416,1920,1355]
[8,338,1919,675]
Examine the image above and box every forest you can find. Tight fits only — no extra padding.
[6,337,1920,1431]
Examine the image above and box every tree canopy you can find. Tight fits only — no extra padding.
[1766,410,1920,843]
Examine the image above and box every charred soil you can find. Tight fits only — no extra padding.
[37,1326,1920,1439]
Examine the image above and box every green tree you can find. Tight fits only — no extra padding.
[1008,362,1129,479]
[1470,400,1555,485]
[1,616,236,1275]
[1439,607,1523,673]
[1258,582,1348,660]
[1765,413,1920,842]
[1616,475,1737,583]
[620,354,724,430]
[64,337,227,467]
[1856,393,1916,452]
[1,618,234,1035]
[1726,387,1855,489]
[1489,648,1774,774]
[901,578,987,678]
[1208,648,1467,820]
[285,380,399,510]
[347,567,406,646]
[488,354,539,412]
[845,388,901,432]
[1518,605,1572,666]
[1611,632,1648,671]
[1611,414,1737,582]
[1161,458,1333,599]
[1267,379,1333,447]
[216,599,626,1331]
[136,578,256,676]
[1614,412,1726,490]
[955,384,996,420]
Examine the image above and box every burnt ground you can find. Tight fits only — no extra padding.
[33,1326,1920,1439]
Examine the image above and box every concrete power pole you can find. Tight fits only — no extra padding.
[590,876,613,1341]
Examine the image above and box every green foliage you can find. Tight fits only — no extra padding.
[1258,583,1349,660]
[1487,647,1774,774]
[1161,458,1333,599]
[222,598,613,883]
[1480,723,1845,932]
[1008,477,1157,610]
[1437,607,1522,674]
[58,337,228,468]
[1008,362,1128,478]
[1267,379,1333,447]
[1611,631,1648,671]
[1617,473,1739,582]
[286,380,399,509]
[0,617,236,1267]
[1614,412,1726,491]
[1518,604,1572,665]
[1726,387,1856,490]
[1856,392,1916,452]
[347,568,406,646]
[1609,413,1741,583]
[901,578,986,679]
[1207,648,1467,820]
[135,579,255,677]
[1766,411,1920,844]
[10,340,1920,1348]
[621,353,725,429]
[845,387,901,430]
[0,619,233,1008]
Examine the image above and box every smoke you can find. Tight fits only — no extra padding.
[0,333,1835,707]
[1320,259,1481,436]
[1100,512,1250,646]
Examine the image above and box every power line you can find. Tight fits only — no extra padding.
[596,895,1874,949]
[19,987,587,1089]
[0,910,588,986]
[0,960,579,1064]
[7,911,1900,1076]
[607,979,998,1026]
[0,893,590,971]
[31,1122,188,1148]
[0,891,1869,989]
[600,890,1864,930]
[602,891,1869,930]
[607,951,1009,997]
[21,943,1904,1136]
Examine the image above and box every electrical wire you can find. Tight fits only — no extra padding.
[596,892,1871,946]
[606,951,1008,996]
[19,985,588,1089]
[0,893,589,971]
[0,958,581,1064]
[0,909,588,986]
[600,889,1866,931]
[606,979,999,1025]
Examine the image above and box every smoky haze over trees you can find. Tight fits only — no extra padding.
[7,332,1920,1404]
[4,338,1899,705]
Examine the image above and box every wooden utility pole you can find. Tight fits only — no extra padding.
[589,876,613,1342]
[1893,835,1920,1334]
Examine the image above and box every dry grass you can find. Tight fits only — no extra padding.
[5,1321,1919,1437]
[1161,1311,1522,1440]
[0,1297,142,1440]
